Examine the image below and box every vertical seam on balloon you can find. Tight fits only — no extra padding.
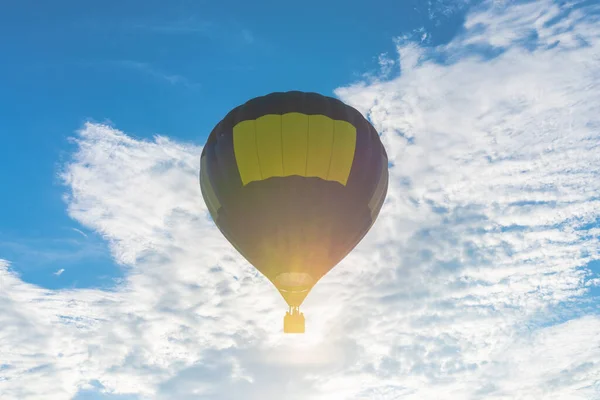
[280,114,284,175]
[326,118,336,180]
[304,115,309,175]
[254,119,263,179]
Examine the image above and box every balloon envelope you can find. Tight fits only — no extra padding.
[200,91,388,307]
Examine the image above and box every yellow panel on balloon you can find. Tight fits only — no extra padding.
[233,113,356,186]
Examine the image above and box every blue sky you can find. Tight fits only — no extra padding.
[2,0,600,399]
[0,0,469,290]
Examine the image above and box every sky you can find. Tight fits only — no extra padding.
[1,0,600,399]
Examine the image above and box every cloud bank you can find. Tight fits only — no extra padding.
[2,0,600,398]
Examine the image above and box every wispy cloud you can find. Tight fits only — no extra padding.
[112,60,200,88]
[129,17,214,35]
[128,17,267,51]
[76,59,201,89]
[240,29,255,45]
[0,235,109,270]
[1,0,600,398]
[54,269,65,276]
[71,228,88,238]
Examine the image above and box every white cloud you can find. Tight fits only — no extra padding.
[1,0,600,398]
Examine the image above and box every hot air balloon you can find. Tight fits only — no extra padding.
[199,91,388,333]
